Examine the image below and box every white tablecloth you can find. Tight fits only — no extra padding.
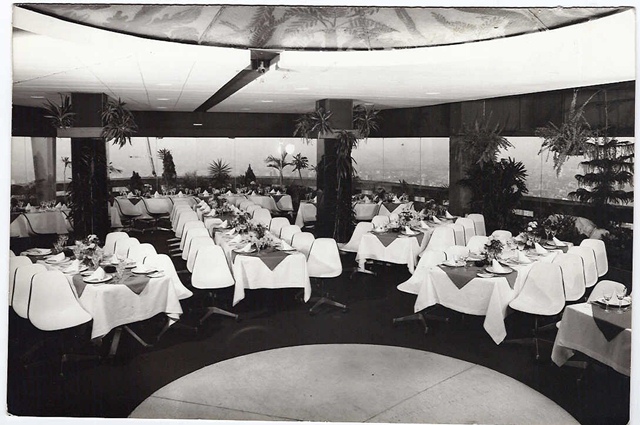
[275,194,294,211]
[355,230,430,273]
[294,202,317,227]
[10,210,71,237]
[552,303,631,376]
[214,232,311,306]
[354,203,379,221]
[248,195,278,211]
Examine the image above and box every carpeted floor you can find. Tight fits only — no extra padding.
[7,229,631,424]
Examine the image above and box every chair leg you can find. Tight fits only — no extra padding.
[199,306,239,324]
[309,296,348,315]
[393,312,429,334]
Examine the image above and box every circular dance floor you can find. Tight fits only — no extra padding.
[130,344,578,424]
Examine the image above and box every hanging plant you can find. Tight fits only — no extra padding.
[457,112,512,167]
[536,90,598,175]
[43,94,75,128]
[101,97,138,148]
[293,107,333,143]
[353,104,380,140]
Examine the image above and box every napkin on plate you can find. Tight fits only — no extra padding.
[54,202,62,209]
[420,220,431,230]
[230,234,243,244]
[219,219,228,228]
[432,216,443,224]
[226,190,233,196]
[552,237,566,247]
[26,203,32,209]
[127,192,134,198]
[312,196,317,203]
[249,191,256,196]
[280,240,294,250]
[47,252,66,263]
[225,227,235,235]
[445,211,455,219]
[393,196,400,202]
[202,190,209,196]
[177,191,184,197]
[534,242,549,255]
[276,190,282,195]
[270,189,276,194]
[64,259,81,274]
[205,209,217,217]
[109,254,120,264]
[517,251,532,264]
[491,259,509,273]
[237,243,253,253]
[85,267,107,282]
[201,205,212,213]
[153,191,160,198]
[404,226,417,235]
[363,196,370,203]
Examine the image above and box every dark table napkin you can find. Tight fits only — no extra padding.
[72,273,150,297]
[590,304,632,341]
[232,248,291,271]
[438,264,517,290]
[127,197,142,205]
[272,194,285,203]
[383,202,401,213]
[372,231,424,248]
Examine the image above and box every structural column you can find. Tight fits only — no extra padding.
[30,137,56,201]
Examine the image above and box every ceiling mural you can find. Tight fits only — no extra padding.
[25,5,626,50]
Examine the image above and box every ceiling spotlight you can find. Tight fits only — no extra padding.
[257,61,267,74]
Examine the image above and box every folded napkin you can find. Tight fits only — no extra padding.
[225,227,236,235]
[270,189,276,194]
[202,190,209,196]
[420,220,431,230]
[230,234,243,244]
[64,259,81,274]
[153,191,160,198]
[393,196,400,202]
[226,190,233,195]
[201,205,211,213]
[26,203,32,209]
[205,209,217,217]
[312,196,317,203]
[432,216,443,224]
[54,202,62,209]
[404,226,417,235]
[86,267,107,282]
[47,252,66,262]
[491,259,509,273]
[127,192,134,198]
[514,233,525,242]
[280,240,294,250]
[363,196,370,203]
[552,237,566,247]
[177,191,184,197]
[445,211,455,219]
[237,243,253,253]
[517,250,532,264]
[534,242,549,255]
[109,254,120,264]
[250,191,256,196]
[276,190,282,195]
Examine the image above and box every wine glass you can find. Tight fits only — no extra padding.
[616,287,628,310]
[603,290,613,311]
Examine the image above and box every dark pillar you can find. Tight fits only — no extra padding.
[448,135,472,215]
[315,99,353,241]
[69,93,109,241]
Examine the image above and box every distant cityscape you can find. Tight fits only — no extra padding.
[11,136,634,202]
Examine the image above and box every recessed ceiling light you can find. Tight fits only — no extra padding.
[30,95,45,99]
[259,100,274,103]
[157,98,170,101]
[193,123,203,126]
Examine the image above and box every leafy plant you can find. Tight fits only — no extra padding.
[108,162,122,175]
[265,152,292,186]
[181,171,200,190]
[209,158,232,187]
[43,94,75,128]
[244,164,257,185]
[128,171,143,193]
[459,157,529,232]
[157,148,177,188]
[291,153,309,183]
[457,113,512,167]
[101,97,138,148]
[536,90,598,174]
[61,156,71,196]
[293,107,333,143]
[353,104,380,140]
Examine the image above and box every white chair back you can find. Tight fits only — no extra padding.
[115,237,140,258]
[252,208,272,227]
[10,250,15,257]
[180,221,206,250]
[291,232,316,259]
[186,236,216,272]
[239,200,254,211]
[398,249,446,295]
[127,243,157,264]
[426,226,456,251]
[142,197,172,215]
[12,264,47,318]
[143,254,193,300]
[9,256,33,307]
[467,213,486,236]
[552,253,586,302]
[246,204,261,216]
[269,217,290,237]
[567,246,599,288]
[104,231,129,256]
[371,215,390,228]
[299,203,317,223]
[280,225,302,245]
[174,210,199,238]
[417,249,447,270]
[191,246,235,290]
[444,245,470,262]
[466,235,489,255]
[307,238,342,278]
[181,227,211,260]
[588,280,627,303]
[491,230,513,242]
[28,270,92,331]
[509,263,565,316]
[340,222,373,253]
[447,223,466,246]
[115,198,142,217]
[580,239,608,277]
[455,217,476,244]
[170,204,192,224]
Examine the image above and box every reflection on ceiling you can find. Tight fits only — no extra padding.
[25,5,626,50]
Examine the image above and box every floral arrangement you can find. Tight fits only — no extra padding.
[396,209,422,227]
[483,237,504,260]
[230,211,253,234]
[219,200,235,215]
[420,199,447,220]
[72,234,103,266]
[247,223,279,251]
[516,220,541,248]
[543,214,577,241]
[52,235,69,254]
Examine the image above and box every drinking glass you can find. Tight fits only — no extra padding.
[603,290,613,311]
[116,262,126,282]
[616,287,628,309]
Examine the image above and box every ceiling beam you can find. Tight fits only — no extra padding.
[194,50,279,113]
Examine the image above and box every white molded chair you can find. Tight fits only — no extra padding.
[170,204,193,225]
[252,208,272,227]
[177,221,206,251]
[491,230,513,242]
[269,217,290,238]
[9,256,33,307]
[13,264,47,318]
[10,250,15,257]
[425,226,456,252]
[143,254,193,300]
[186,236,216,272]
[467,213,486,236]
[181,227,211,260]
[552,253,586,302]
[280,225,302,245]
[297,202,317,228]
[455,217,476,245]
[246,204,261,216]
[397,249,446,295]
[291,232,315,259]
[104,232,129,257]
[339,222,373,253]
[580,239,608,277]
[127,243,158,264]
[508,262,565,360]
[587,280,627,303]
[174,210,199,239]
[466,235,489,255]
[307,238,346,315]
[567,246,599,288]
[371,215,390,229]
[239,200,255,211]
[447,223,466,246]
[444,245,470,262]
[191,245,238,323]
[114,237,140,258]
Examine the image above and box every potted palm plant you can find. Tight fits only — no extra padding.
[265,152,292,186]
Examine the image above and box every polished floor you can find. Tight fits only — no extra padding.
[131,344,579,424]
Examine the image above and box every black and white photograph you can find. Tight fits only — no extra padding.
[3,1,637,424]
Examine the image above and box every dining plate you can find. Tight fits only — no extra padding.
[83,275,113,284]
[25,248,52,256]
[132,266,157,274]
[477,272,497,278]
[147,271,165,278]
[485,265,513,275]
[46,257,69,264]
[234,248,257,254]
[443,260,464,267]
[277,247,296,252]
[64,265,89,274]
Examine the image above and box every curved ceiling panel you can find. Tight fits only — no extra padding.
[25,4,626,50]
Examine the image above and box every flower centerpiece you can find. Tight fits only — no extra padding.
[420,199,446,220]
[247,222,279,251]
[516,220,541,249]
[483,237,504,261]
[52,235,69,254]
[72,234,103,266]
[397,209,422,228]
[230,211,253,234]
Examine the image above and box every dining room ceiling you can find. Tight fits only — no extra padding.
[11,5,635,114]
